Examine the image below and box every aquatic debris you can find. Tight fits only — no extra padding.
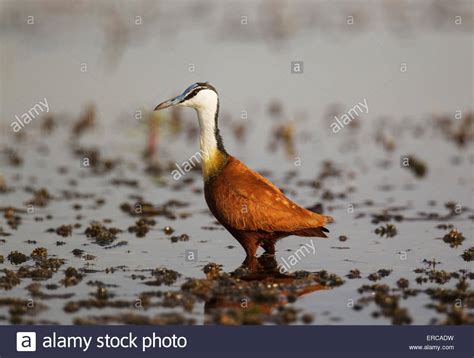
[120,200,186,219]
[3,207,22,230]
[127,218,156,238]
[31,247,48,260]
[64,298,133,314]
[2,250,65,288]
[375,224,397,238]
[2,147,23,166]
[396,278,409,289]
[436,223,454,230]
[52,224,73,237]
[402,155,427,178]
[203,263,222,279]
[85,222,122,246]
[424,270,474,324]
[144,267,181,286]
[338,235,349,242]
[461,247,474,262]
[442,229,465,248]
[0,296,48,324]
[104,240,127,249]
[368,269,392,282]
[356,284,412,325]
[414,265,454,285]
[72,104,96,138]
[72,249,96,261]
[110,178,138,187]
[95,287,109,300]
[61,267,83,287]
[301,313,314,324]
[72,146,119,174]
[25,188,52,207]
[421,258,441,270]
[0,270,21,289]
[160,291,196,312]
[26,283,74,300]
[41,114,56,134]
[170,234,189,243]
[370,210,404,224]
[434,112,474,147]
[346,269,361,279]
[7,251,28,265]
[163,226,174,235]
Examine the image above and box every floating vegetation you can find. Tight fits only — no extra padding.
[31,247,48,260]
[402,155,427,178]
[61,267,83,287]
[120,200,186,219]
[375,224,397,238]
[368,269,392,282]
[461,247,474,262]
[0,270,21,290]
[52,224,73,237]
[25,188,52,207]
[144,267,181,286]
[7,251,28,265]
[424,270,474,324]
[85,222,122,246]
[170,234,190,243]
[346,269,361,279]
[355,284,413,325]
[128,218,156,238]
[396,278,409,289]
[442,229,465,248]
[3,207,22,230]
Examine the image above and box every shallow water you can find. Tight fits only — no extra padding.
[0,1,473,325]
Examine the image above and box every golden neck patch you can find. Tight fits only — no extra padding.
[202,149,229,182]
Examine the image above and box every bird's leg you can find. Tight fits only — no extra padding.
[261,240,276,256]
[241,255,259,271]
[233,233,258,258]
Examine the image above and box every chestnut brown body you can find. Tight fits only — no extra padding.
[204,156,332,257]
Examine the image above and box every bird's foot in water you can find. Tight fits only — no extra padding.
[237,253,292,278]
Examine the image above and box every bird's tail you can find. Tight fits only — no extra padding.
[292,215,333,238]
[292,226,329,238]
[324,215,334,224]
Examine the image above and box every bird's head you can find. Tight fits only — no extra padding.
[154,82,218,111]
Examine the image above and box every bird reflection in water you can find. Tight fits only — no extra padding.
[197,255,341,324]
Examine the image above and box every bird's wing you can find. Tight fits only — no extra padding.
[210,157,329,233]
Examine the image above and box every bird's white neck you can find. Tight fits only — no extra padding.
[194,100,228,181]
[196,104,219,159]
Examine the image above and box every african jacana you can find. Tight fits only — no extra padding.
[155,83,333,260]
